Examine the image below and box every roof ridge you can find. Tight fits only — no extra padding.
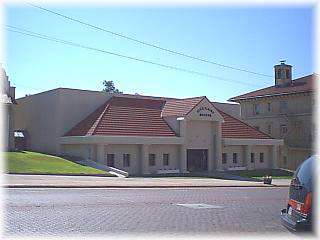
[167,96,206,101]
[214,105,273,139]
[228,85,275,101]
[90,99,113,135]
[229,73,315,102]
[112,95,166,103]
[293,73,315,81]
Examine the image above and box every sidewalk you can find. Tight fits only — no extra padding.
[3,174,291,188]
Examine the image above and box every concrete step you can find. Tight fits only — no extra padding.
[77,159,129,178]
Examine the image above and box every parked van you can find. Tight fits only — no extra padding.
[280,155,315,232]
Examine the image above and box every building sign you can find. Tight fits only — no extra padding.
[196,107,214,117]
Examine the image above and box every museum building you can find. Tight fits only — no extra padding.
[14,88,283,175]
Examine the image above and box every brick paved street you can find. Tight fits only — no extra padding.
[4,187,291,237]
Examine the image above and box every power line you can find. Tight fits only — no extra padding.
[6,25,263,87]
[26,2,273,78]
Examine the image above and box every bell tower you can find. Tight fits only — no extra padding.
[274,60,292,87]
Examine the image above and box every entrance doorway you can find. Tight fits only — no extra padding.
[187,149,208,172]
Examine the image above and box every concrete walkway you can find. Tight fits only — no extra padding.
[4,174,291,188]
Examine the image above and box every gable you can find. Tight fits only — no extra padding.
[185,97,224,122]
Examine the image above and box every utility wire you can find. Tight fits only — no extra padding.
[26,2,273,78]
[6,25,263,87]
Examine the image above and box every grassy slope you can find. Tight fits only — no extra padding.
[5,151,112,175]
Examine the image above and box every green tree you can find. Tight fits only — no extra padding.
[102,80,122,94]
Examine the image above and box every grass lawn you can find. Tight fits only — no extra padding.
[227,169,294,180]
[5,151,114,175]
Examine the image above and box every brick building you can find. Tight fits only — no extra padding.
[229,61,316,170]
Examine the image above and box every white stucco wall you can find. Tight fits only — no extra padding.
[252,145,269,169]
[103,144,140,175]
[185,120,213,149]
[14,88,112,155]
[221,146,244,169]
[14,90,61,154]
[61,144,95,161]
[148,144,180,173]
[221,145,270,170]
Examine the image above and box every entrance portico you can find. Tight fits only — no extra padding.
[175,97,224,173]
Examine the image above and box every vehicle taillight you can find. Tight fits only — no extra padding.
[301,192,312,215]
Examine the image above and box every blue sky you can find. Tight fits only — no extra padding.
[4,4,314,101]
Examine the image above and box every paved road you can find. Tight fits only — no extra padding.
[4,187,291,236]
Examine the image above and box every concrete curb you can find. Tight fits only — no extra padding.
[4,184,289,188]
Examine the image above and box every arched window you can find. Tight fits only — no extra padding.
[277,69,281,78]
[286,69,290,79]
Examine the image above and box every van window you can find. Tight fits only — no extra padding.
[296,156,314,189]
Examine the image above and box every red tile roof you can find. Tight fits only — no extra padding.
[64,96,176,137]
[215,107,273,139]
[64,95,273,139]
[161,96,205,117]
[229,74,315,102]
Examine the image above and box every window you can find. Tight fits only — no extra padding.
[277,69,281,78]
[123,154,130,167]
[280,125,288,136]
[267,103,271,112]
[253,103,260,115]
[233,153,238,164]
[106,154,115,167]
[259,153,264,163]
[87,147,92,160]
[251,153,255,163]
[222,153,227,164]
[286,69,290,79]
[279,101,287,113]
[294,121,302,136]
[149,154,156,166]
[163,154,169,166]
[267,124,272,134]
